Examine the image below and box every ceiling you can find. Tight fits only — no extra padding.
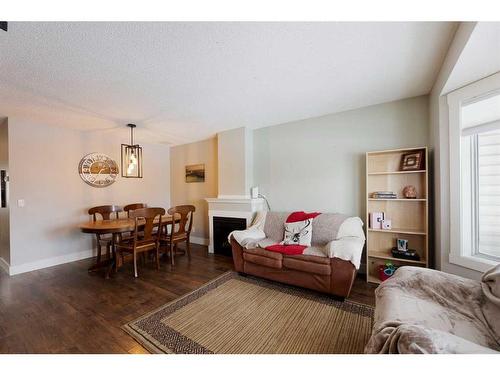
[442,22,500,95]
[0,22,457,145]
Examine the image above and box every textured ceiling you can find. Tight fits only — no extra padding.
[442,22,500,95]
[0,22,457,145]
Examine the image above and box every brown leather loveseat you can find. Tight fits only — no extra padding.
[230,212,365,299]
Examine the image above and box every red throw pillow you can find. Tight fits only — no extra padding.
[286,211,321,223]
[265,244,307,255]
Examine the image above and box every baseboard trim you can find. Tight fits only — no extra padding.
[0,257,9,275]
[8,249,95,276]
[190,236,209,246]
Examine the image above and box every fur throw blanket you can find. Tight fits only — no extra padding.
[365,266,500,354]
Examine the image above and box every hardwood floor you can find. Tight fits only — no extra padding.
[0,244,376,353]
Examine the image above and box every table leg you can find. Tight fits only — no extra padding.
[88,238,112,273]
[105,233,118,279]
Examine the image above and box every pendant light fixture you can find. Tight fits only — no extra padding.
[121,124,143,178]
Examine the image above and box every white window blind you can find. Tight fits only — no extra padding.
[477,129,500,259]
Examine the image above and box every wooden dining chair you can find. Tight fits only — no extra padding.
[160,205,195,266]
[122,202,148,241]
[124,203,148,217]
[88,205,123,267]
[115,207,165,278]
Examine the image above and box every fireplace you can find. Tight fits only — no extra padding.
[205,127,266,253]
[213,216,247,256]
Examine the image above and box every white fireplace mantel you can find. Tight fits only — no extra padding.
[205,197,265,253]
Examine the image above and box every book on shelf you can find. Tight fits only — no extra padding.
[371,191,397,199]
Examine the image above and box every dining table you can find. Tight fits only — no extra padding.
[79,215,178,278]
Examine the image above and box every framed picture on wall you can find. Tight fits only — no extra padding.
[185,164,205,183]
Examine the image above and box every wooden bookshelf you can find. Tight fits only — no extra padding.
[365,147,429,284]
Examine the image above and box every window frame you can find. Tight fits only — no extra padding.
[447,72,500,272]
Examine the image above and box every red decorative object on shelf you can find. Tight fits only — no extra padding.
[378,262,397,282]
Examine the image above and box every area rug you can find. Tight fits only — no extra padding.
[123,272,374,354]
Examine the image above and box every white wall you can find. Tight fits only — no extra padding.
[253,96,429,219]
[0,118,9,268]
[217,127,253,197]
[429,22,485,280]
[7,118,170,274]
[170,137,218,241]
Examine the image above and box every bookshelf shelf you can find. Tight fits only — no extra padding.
[368,253,427,265]
[367,275,381,285]
[366,147,429,284]
[368,170,426,175]
[368,198,427,202]
[367,146,428,155]
[368,228,426,235]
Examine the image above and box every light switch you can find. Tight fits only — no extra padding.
[17,199,25,208]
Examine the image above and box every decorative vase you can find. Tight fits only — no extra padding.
[403,185,417,199]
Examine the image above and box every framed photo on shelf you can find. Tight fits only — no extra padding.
[397,238,409,252]
[400,150,424,171]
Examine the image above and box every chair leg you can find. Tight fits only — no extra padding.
[106,242,111,261]
[170,242,175,266]
[114,251,119,272]
[186,239,191,260]
[111,234,118,272]
[96,240,102,264]
[133,251,138,278]
[156,244,160,270]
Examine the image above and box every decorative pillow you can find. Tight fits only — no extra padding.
[281,219,313,246]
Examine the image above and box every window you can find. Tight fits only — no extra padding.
[448,73,500,272]
[461,108,500,261]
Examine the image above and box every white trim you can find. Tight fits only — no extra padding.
[190,236,209,246]
[448,72,500,273]
[216,195,251,200]
[449,253,497,273]
[209,210,255,218]
[462,119,500,136]
[0,257,9,275]
[206,197,264,204]
[8,249,95,276]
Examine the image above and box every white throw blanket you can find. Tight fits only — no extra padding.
[323,217,365,269]
[228,211,267,249]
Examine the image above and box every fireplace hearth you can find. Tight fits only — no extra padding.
[213,216,247,256]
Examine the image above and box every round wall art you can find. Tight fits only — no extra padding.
[78,153,119,188]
